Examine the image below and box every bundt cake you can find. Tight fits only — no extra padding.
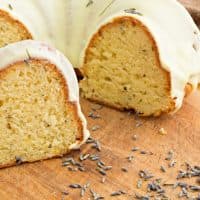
[0,0,200,116]
[79,1,200,116]
[0,40,89,168]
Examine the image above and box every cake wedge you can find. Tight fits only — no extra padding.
[0,40,89,168]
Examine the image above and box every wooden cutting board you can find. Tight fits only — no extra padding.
[1,94,200,200]
[0,1,200,200]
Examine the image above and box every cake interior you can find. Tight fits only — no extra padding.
[0,10,32,47]
[80,17,174,116]
[0,59,81,166]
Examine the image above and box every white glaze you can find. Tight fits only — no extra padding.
[0,40,90,149]
[79,0,200,112]
[0,0,200,113]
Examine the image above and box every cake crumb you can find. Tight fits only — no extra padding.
[158,128,167,135]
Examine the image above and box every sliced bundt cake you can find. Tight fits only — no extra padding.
[79,7,200,116]
[79,17,175,116]
[0,40,89,168]
[0,9,32,47]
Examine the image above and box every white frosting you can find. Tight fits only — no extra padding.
[78,0,200,112]
[0,0,200,112]
[0,40,90,149]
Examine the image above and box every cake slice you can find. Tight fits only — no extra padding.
[79,15,200,116]
[0,9,32,47]
[0,40,89,168]
[79,17,174,116]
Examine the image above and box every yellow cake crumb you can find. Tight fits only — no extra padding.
[0,10,32,47]
[0,59,82,167]
[80,17,174,116]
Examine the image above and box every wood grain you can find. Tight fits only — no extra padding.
[0,92,200,200]
[0,1,200,200]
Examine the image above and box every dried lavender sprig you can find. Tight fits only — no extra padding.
[79,153,90,161]
[97,160,105,168]
[78,166,86,172]
[86,0,93,7]
[101,177,106,184]
[121,167,128,173]
[124,8,143,16]
[74,162,84,168]
[169,160,176,168]
[189,185,200,191]
[135,194,150,200]
[177,165,200,179]
[15,156,23,165]
[163,183,174,187]
[90,154,100,161]
[178,187,189,198]
[137,180,143,189]
[104,165,112,171]
[97,161,112,171]
[135,121,143,128]
[127,155,134,162]
[86,137,95,144]
[62,161,71,167]
[140,151,148,155]
[80,182,90,197]
[110,190,126,196]
[61,191,69,196]
[139,170,154,181]
[67,166,77,171]
[160,166,166,173]
[147,179,164,194]
[88,112,101,119]
[92,140,102,152]
[91,104,103,111]
[69,184,82,189]
[90,189,105,200]
[165,150,174,161]
[91,125,101,132]
[132,147,140,152]
[8,4,13,10]
[96,167,107,176]
[62,157,75,165]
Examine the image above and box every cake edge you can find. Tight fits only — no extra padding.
[0,40,90,168]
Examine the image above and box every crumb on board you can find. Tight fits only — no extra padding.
[158,128,167,135]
